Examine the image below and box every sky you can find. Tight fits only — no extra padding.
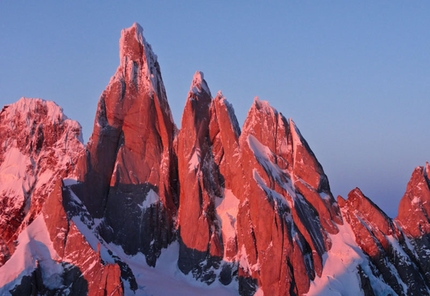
[1,2,429,217]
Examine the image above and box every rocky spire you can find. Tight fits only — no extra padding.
[176,71,224,280]
[76,23,177,266]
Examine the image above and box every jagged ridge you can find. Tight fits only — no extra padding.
[0,23,429,296]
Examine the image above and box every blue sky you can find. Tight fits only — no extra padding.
[1,2,429,217]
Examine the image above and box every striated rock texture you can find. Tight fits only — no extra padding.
[1,23,430,296]
[176,76,344,293]
[76,23,177,266]
[177,72,225,280]
[232,98,342,295]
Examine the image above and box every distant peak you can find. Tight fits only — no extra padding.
[190,71,211,96]
[5,97,67,122]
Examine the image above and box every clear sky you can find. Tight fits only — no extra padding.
[1,2,429,217]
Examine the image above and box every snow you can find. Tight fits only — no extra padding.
[253,169,293,209]
[289,119,304,164]
[215,188,239,259]
[219,95,241,137]
[0,215,63,292]
[4,98,66,124]
[0,147,33,195]
[238,244,251,273]
[190,71,211,96]
[188,149,201,172]
[386,235,410,264]
[306,221,396,296]
[411,196,420,205]
[0,97,82,148]
[247,134,296,199]
[237,244,260,274]
[60,187,239,295]
[319,192,331,201]
[401,232,419,258]
[138,189,160,209]
[62,178,78,186]
[76,227,239,295]
[0,148,34,219]
[110,242,238,296]
[308,223,363,294]
[253,97,274,114]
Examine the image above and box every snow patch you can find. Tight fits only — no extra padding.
[306,222,396,295]
[103,241,238,295]
[386,235,410,264]
[247,134,296,198]
[63,178,78,186]
[138,189,160,210]
[253,97,275,114]
[0,215,62,292]
[0,147,35,220]
[411,196,420,205]
[238,244,260,274]
[253,169,293,209]
[190,71,211,96]
[63,190,238,295]
[289,119,304,164]
[188,149,201,172]
[215,188,239,259]
[319,192,331,201]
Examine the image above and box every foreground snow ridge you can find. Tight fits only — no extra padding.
[0,23,429,295]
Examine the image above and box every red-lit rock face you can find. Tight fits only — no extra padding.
[42,180,123,295]
[230,98,342,295]
[2,23,430,295]
[76,23,177,266]
[396,164,430,237]
[0,98,84,266]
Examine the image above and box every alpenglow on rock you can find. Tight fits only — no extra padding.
[0,23,429,295]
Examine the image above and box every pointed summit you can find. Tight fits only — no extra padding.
[190,71,211,96]
[76,24,177,265]
[119,22,145,61]
[116,23,166,100]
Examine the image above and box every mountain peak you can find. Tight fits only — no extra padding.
[190,71,211,96]
[119,22,145,61]
[2,24,430,296]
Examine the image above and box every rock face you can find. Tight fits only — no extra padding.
[0,98,84,266]
[339,188,429,295]
[395,164,430,288]
[232,98,342,295]
[42,180,123,295]
[0,99,122,295]
[76,23,177,266]
[176,72,225,280]
[1,23,430,295]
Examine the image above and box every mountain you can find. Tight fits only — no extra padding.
[0,23,429,295]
